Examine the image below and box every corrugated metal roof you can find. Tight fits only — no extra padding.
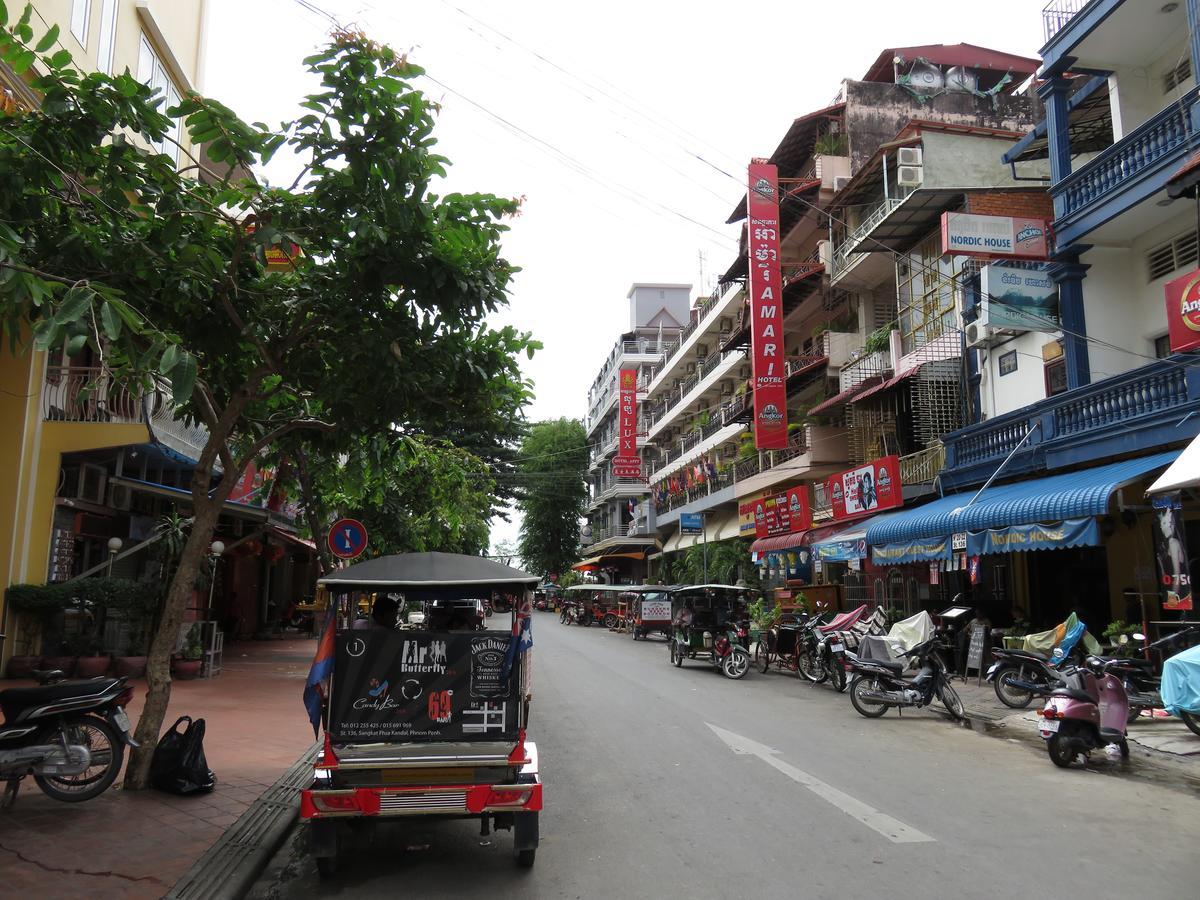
[866,452,1179,547]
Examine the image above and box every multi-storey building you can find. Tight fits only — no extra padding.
[1,3,317,669]
[862,2,1200,631]
[578,284,689,582]
[645,45,1041,593]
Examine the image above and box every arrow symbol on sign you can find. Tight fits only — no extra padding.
[705,723,935,844]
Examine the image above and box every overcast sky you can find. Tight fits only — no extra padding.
[204,0,1051,551]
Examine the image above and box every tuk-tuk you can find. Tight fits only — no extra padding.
[561,584,627,628]
[628,586,675,640]
[301,553,541,877]
[668,584,754,679]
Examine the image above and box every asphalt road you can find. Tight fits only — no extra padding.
[255,616,1200,899]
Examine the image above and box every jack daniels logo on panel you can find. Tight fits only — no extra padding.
[329,631,520,743]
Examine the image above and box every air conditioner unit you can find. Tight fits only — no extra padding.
[108,482,132,511]
[965,321,999,348]
[695,344,708,358]
[721,381,734,396]
[719,317,733,333]
[897,147,923,167]
[818,239,832,268]
[896,165,923,187]
[833,175,853,193]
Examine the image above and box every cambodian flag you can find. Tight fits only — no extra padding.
[303,612,336,738]
[501,596,533,681]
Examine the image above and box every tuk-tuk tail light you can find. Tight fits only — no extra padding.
[470,782,543,813]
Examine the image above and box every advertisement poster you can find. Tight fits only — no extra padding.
[746,161,788,449]
[329,631,521,742]
[941,212,1050,260]
[754,486,812,538]
[1153,494,1194,611]
[827,456,903,521]
[1164,269,1200,354]
[982,261,1059,331]
[612,368,642,478]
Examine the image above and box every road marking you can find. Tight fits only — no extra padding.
[706,723,935,844]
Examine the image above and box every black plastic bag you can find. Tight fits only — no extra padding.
[150,716,216,795]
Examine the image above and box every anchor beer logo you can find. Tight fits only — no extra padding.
[759,403,784,423]
[752,176,775,201]
[1014,224,1043,245]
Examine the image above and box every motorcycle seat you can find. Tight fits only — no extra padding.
[995,648,1049,662]
[1049,687,1094,703]
[0,678,121,720]
[853,657,905,673]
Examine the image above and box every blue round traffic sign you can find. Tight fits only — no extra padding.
[328,518,368,559]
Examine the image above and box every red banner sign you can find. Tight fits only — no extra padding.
[754,485,813,538]
[747,161,788,449]
[612,367,641,479]
[1165,268,1200,354]
[827,456,902,521]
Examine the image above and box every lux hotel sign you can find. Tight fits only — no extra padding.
[746,161,788,449]
[612,368,642,479]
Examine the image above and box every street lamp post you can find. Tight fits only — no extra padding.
[106,537,123,577]
[206,540,225,618]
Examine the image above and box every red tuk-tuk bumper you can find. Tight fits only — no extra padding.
[300,741,542,820]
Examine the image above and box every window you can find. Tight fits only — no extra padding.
[70,0,91,47]
[1155,334,1172,358]
[1164,58,1192,93]
[1146,231,1199,281]
[95,0,119,75]
[137,35,181,163]
[1045,358,1068,396]
[896,233,962,357]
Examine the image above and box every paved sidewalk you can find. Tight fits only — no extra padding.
[0,636,317,899]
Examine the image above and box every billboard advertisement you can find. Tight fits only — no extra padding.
[941,212,1050,261]
[1153,493,1194,611]
[1164,268,1200,354]
[981,261,1059,331]
[753,485,813,538]
[747,161,788,449]
[827,455,903,521]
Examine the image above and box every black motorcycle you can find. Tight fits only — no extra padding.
[985,645,1082,709]
[845,637,965,720]
[1112,624,1200,726]
[0,669,138,807]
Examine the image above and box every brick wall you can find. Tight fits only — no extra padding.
[966,191,1053,219]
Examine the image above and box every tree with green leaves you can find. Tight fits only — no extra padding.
[0,14,535,787]
[515,419,589,579]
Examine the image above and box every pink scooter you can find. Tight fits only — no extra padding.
[1038,656,1130,768]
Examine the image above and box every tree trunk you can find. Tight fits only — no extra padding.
[295,447,333,575]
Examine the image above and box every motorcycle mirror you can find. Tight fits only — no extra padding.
[1118,634,1128,645]
[1052,647,1064,659]
[1132,633,1146,642]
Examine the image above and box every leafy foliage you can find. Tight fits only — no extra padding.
[516,419,589,578]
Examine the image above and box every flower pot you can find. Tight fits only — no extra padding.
[114,656,148,678]
[172,658,203,679]
[75,655,112,678]
[40,656,76,677]
[5,655,41,679]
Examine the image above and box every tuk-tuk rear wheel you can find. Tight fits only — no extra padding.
[671,640,684,667]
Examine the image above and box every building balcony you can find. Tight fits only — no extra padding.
[941,357,1200,490]
[1041,0,1089,44]
[830,197,903,281]
[898,442,945,487]
[645,352,743,440]
[1052,86,1199,246]
[588,476,649,510]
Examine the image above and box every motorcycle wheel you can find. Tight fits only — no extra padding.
[1180,710,1200,737]
[829,657,848,693]
[1046,732,1079,769]
[755,641,770,673]
[34,716,123,803]
[579,613,593,627]
[671,640,683,668]
[850,675,888,718]
[938,683,966,720]
[602,613,618,630]
[799,648,828,684]
[1127,705,1142,726]
[994,666,1036,709]
[559,610,568,624]
[722,651,750,680]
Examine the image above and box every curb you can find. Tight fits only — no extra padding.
[165,741,319,900]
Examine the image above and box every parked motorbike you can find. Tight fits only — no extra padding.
[986,646,1078,709]
[559,601,578,625]
[1039,656,1130,768]
[845,637,965,720]
[1116,624,1200,726]
[0,669,138,807]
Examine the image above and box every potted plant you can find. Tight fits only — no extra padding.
[4,582,70,677]
[74,638,111,677]
[172,624,204,679]
[1102,620,1141,658]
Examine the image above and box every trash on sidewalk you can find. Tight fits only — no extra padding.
[151,716,217,796]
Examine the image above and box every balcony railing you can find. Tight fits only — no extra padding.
[1042,0,1088,43]
[645,352,733,431]
[831,197,903,277]
[583,521,653,547]
[658,283,740,372]
[944,358,1198,477]
[42,367,142,423]
[1054,86,1199,221]
[899,442,945,486]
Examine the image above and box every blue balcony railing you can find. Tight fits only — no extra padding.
[942,358,1200,489]
[1053,87,1198,223]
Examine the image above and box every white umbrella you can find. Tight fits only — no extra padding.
[1148,436,1200,494]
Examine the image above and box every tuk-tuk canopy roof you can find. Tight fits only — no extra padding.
[564,583,657,593]
[319,552,538,591]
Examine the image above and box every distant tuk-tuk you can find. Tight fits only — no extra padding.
[668,584,755,679]
[302,553,542,877]
[627,586,675,640]
[561,584,628,628]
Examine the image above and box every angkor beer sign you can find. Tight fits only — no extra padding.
[329,631,521,743]
[612,368,642,478]
[747,161,788,449]
[1164,269,1200,354]
[827,455,903,521]
[941,212,1050,261]
[754,485,813,538]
